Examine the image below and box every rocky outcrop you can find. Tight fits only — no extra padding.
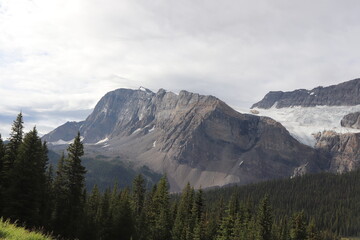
[44,87,329,191]
[252,78,360,109]
[43,121,84,142]
[341,112,360,129]
[314,131,360,173]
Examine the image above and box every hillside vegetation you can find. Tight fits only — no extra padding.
[204,169,360,237]
[0,218,52,240]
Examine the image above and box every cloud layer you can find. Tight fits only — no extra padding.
[1,0,360,138]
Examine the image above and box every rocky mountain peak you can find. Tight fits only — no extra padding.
[43,87,328,191]
[252,78,360,109]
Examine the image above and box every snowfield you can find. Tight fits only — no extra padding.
[236,105,360,147]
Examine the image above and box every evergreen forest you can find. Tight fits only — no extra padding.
[0,113,356,239]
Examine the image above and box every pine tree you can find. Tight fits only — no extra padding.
[192,188,204,223]
[99,187,112,239]
[63,132,86,237]
[307,219,320,240]
[82,185,101,240]
[256,195,273,240]
[153,176,171,240]
[144,184,157,239]
[290,211,307,240]
[2,113,24,213]
[3,113,24,174]
[191,188,205,240]
[111,188,135,240]
[52,152,68,235]
[278,217,290,240]
[6,127,46,226]
[132,174,146,240]
[0,134,4,173]
[0,134,5,214]
[38,142,52,227]
[172,182,195,240]
[216,194,238,240]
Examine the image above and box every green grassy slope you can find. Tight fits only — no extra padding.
[0,219,52,240]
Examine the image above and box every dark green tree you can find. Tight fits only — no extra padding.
[6,127,46,226]
[52,152,68,234]
[191,188,205,240]
[172,182,195,240]
[153,176,171,240]
[132,174,147,240]
[82,185,101,240]
[256,195,273,240]
[216,194,238,240]
[2,113,24,209]
[290,211,307,240]
[38,142,52,227]
[0,134,5,213]
[110,188,135,240]
[63,132,86,237]
[3,113,24,174]
[307,219,320,240]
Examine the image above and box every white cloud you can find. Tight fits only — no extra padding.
[1,0,360,137]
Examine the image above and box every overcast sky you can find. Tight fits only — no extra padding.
[1,0,360,138]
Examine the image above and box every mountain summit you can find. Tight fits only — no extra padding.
[43,88,327,191]
[252,78,360,109]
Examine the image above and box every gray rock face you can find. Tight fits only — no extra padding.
[252,78,360,109]
[43,87,328,191]
[43,121,84,142]
[341,112,360,129]
[315,131,360,173]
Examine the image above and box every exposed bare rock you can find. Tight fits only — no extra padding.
[341,112,360,129]
[43,87,329,191]
[43,121,84,142]
[252,78,360,109]
[314,131,360,173]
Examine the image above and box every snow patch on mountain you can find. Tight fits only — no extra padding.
[95,137,109,145]
[237,105,360,147]
[49,139,73,145]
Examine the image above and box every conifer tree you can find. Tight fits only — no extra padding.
[256,195,273,240]
[38,142,52,227]
[192,188,204,223]
[6,127,45,226]
[216,194,238,240]
[0,134,5,213]
[3,113,24,173]
[82,185,101,240]
[191,188,205,240]
[111,188,135,239]
[153,176,171,240]
[144,183,157,239]
[63,132,86,237]
[172,182,195,240]
[52,152,68,234]
[2,113,24,198]
[307,219,320,240]
[99,187,112,239]
[290,211,307,240]
[0,134,4,173]
[132,174,146,240]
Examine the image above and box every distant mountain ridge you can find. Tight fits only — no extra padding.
[43,87,328,191]
[250,78,360,176]
[252,78,360,109]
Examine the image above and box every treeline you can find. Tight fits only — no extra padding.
[0,113,339,239]
[80,176,339,240]
[204,170,360,237]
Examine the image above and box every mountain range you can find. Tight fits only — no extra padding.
[43,79,360,191]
